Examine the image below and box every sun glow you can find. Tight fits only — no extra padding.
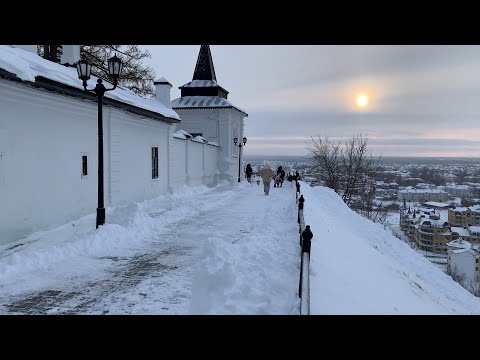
[356,93,369,108]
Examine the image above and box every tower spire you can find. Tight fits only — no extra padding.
[193,45,217,81]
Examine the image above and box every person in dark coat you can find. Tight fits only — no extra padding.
[276,166,286,187]
[302,225,313,254]
[245,164,253,183]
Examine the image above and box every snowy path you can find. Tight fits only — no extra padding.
[0,181,300,314]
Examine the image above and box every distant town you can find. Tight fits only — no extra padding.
[245,155,480,296]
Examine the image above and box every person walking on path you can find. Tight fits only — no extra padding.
[245,164,253,183]
[276,166,286,187]
[259,162,274,195]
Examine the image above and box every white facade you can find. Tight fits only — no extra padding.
[174,108,246,183]
[0,45,246,246]
[448,249,480,284]
[0,79,176,243]
[170,136,218,190]
[397,189,449,202]
[445,184,473,198]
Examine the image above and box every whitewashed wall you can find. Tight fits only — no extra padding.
[203,144,218,185]
[106,108,170,206]
[0,79,224,245]
[171,138,218,190]
[1,79,223,245]
[175,107,246,183]
[0,80,100,244]
[450,251,476,284]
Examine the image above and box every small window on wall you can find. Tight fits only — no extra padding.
[82,155,88,177]
[152,147,159,179]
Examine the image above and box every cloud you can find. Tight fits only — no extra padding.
[142,45,480,157]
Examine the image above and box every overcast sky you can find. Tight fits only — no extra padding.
[140,45,480,158]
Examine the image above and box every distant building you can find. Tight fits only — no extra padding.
[446,240,480,284]
[400,205,456,253]
[448,206,480,226]
[423,201,451,210]
[397,188,449,202]
[445,184,473,198]
[171,45,248,183]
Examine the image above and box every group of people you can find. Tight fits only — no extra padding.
[244,162,299,195]
[255,163,286,195]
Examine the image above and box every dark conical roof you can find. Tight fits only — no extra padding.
[193,45,217,81]
[179,45,229,99]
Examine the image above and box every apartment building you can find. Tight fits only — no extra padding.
[397,188,449,202]
[448,206,480,226]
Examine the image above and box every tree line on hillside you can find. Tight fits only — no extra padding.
[307,134,480,225]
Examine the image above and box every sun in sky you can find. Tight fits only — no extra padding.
[355,93,369,109]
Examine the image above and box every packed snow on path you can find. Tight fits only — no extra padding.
[0,181,300,315]
[2,178,480,315]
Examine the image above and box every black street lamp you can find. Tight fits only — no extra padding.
[233,136,247,183]
[76,54,122,229]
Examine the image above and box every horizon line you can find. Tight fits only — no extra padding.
[244,154,480,158]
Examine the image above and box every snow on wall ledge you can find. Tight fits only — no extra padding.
[0,46,180,121]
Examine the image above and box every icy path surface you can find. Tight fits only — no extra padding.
[0,181,300,314]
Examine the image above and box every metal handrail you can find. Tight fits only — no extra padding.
[296,179,310,315]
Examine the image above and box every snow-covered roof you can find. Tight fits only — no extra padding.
[446,184,472,190]
[172,95,248,115]
[423,201,450,208]
[446,239,472,249]
[399,189,447,194]
[180,80,220,88]
[173,130,192,139]
[172,130,218,146]
[0,46,180,121]
[451,248,479,257]
[192,135,208,144]
[452,206,480,213]
[154,77,172,86]
[450,227,471,237]
[419,218,448,227]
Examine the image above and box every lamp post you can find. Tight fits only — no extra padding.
[76,55,123,229]
[233,136,247,183]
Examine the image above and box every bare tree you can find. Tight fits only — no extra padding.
[446,264,467,285]
[38,45,156,98]
[306,137,341,192]
[307,134,384,222]
[446,265,480,297]
[341,135,376,205]
[465,280,480,297]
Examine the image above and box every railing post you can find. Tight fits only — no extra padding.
[298,195,304,210]
[299,251,303,298]
[298,195,304,224]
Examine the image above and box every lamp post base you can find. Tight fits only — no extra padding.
[96,207,106,229]
[238,177,241,183]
